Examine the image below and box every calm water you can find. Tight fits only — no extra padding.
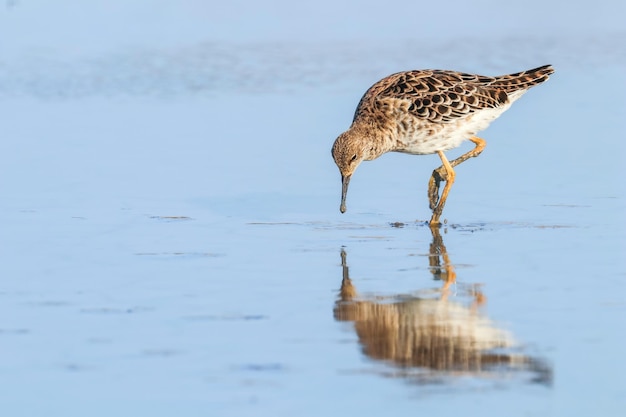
[1,2,625,416]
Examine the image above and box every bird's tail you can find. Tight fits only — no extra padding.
[491,64,555,91]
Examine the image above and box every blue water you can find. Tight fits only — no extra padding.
[1,2,625,416]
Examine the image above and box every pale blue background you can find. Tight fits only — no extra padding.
[1,1,625,416]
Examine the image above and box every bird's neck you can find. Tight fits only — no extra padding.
[350,121,395,161]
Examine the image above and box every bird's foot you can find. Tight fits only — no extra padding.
[428,166,448,210]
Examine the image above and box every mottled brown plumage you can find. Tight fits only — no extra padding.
[331,65,554,224]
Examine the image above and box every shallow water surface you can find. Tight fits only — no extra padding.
[1,2,626,416]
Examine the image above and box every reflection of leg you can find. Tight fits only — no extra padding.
[428,136,487,220]
[339,249,357,301]
[428,227,456,292]
[428,228,444,281]
[335,249,359,323]
[441,249,456,292]
[469,284,486,311]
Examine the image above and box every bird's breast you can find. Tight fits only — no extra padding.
[388,106,509,155]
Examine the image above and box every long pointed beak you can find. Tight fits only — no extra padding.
[340,174,351,213]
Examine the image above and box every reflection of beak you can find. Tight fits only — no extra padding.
[340,174,351,213]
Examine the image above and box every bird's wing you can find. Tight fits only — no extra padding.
[354,70,509,124]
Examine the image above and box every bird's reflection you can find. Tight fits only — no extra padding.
[334,227,551,384]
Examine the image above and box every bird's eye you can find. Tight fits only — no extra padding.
[350,154,358,162]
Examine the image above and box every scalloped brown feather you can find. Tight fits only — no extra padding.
[354,65,554,124]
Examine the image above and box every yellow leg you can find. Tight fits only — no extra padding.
[428,136,487,220]
[429,151,455,225]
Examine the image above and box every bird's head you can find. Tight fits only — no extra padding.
[331,129,366,213]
